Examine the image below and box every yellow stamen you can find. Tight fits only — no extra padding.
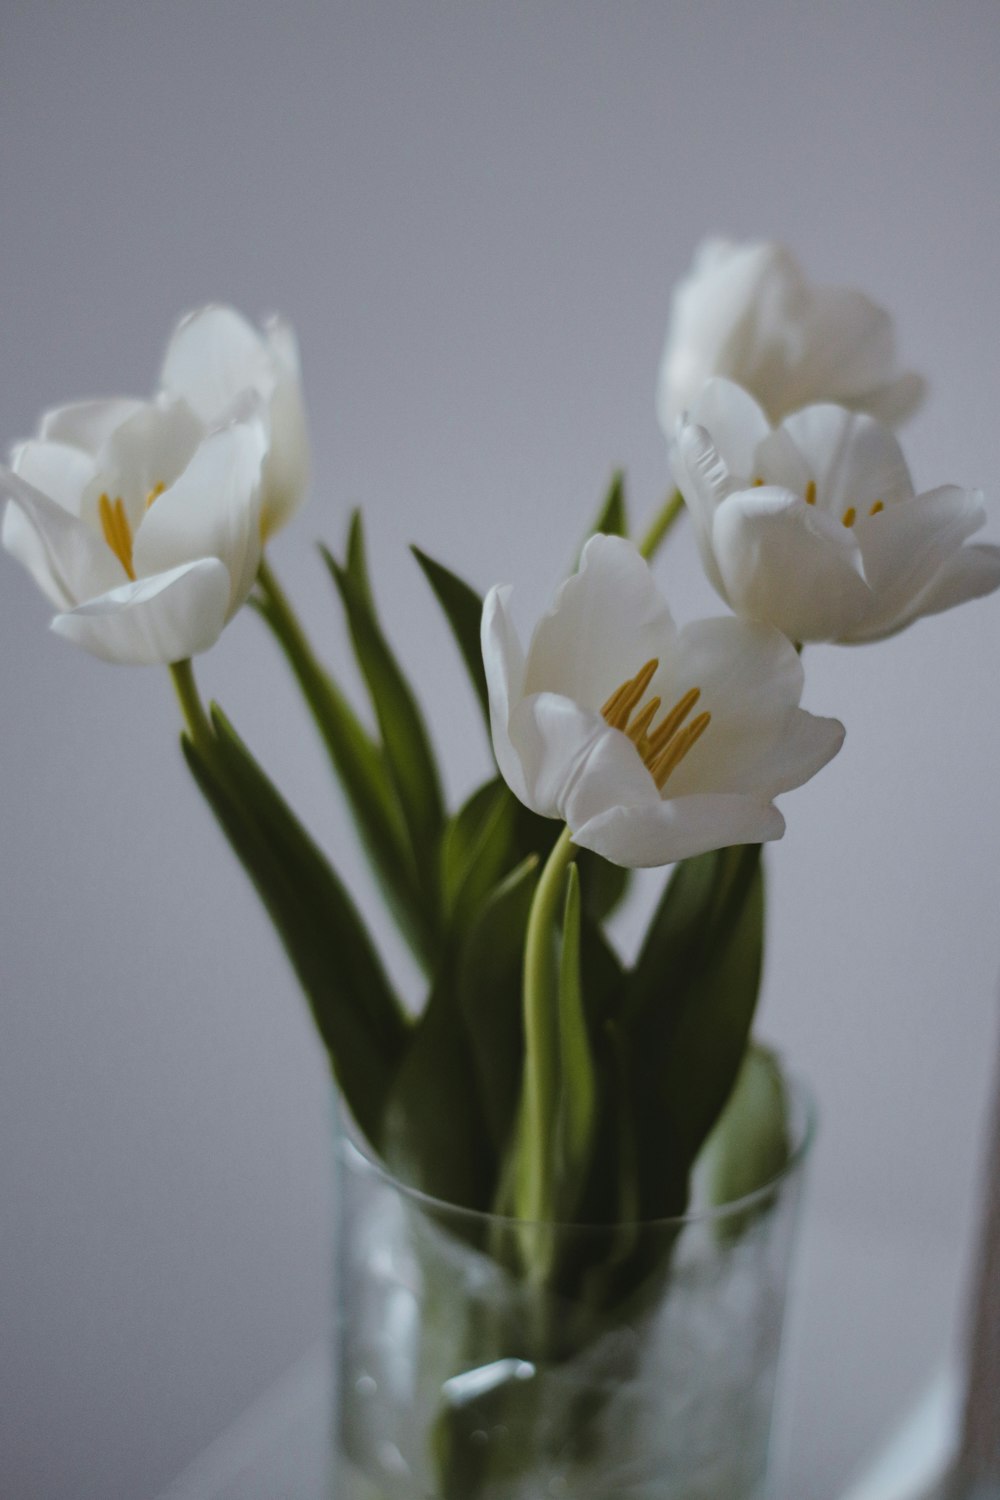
[752,476,765,487]
[98,493,136,580]
[627,697,661,745]
[869,499,884,516]
[602,658,659,731]
[645,685,701,755]
[602,668,710,789]
[842,506,857,527]
[146,480,165,509]
[805,480,817,505]
[648,711,712,788]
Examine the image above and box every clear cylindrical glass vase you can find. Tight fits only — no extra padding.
[332,1080,814,1500]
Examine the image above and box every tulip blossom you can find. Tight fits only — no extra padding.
[160,304,308,536]
[482,535,844,868]
[657,238,925,434]
[672,379,1000,644]
[1,396,267,665]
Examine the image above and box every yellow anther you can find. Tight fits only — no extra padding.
[645,685,701,755]
[146,480,166,509]
[804,481,817,506]
[752,476,765,487]
[602,658,659,731]
[98,492,136,580]
[869,499,884,516]
[842,507,856,527]
[648,711,712,789]
[627,697,661,745]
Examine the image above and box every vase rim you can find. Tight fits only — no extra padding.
[337,1059,816,1233]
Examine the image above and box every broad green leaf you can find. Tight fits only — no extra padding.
[411,545,490,728]
[456,854,539,1157]
[553,864,598,1221]
[324,513,445,890]
[624,845,765,1220]
[381,972,495,1212]
[181,712,408,1146]
[694,1042,790,1229]
[251,589,435,971]
[441,777,517,932]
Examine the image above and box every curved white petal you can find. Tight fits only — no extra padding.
[685,378,772,479]
[12,439,95,515]
[506,693,610,820]
[524,534,677,711]
[661,617,804,724]
[482,584,530,805]
[39,398,145,456]
[133,421,266,619]
[848,487,999,640]
[779,404,913,517]
[50,559,232,665]
[261,318,309,534]
[875,543,1000,635]
[161,305,275,423]
[1,469,126,606]
[712,487,873,641]
[86,398,205,534]
[657,237,924,430]
[573,794,786,869]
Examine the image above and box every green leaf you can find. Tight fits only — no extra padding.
[381,972,495,1212]
[441,777,518,932]
[553,864,598,1221]
[181,712,408,1146]
[456,854,539,1158]
[411,545,490,728]
[324,513,445,889]
[694,1042,789,1231]
[589,469,627,540]
[251,588,435,971]
[624,845,765,1220]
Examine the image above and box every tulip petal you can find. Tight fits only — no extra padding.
[261,318,309,533]
[779,404,913,517]
[685,378,772,480]
[1,469,125,607]
[482,583,530,805]
[849,487,1000,640]
[50,558,231,665]
[506,693,609,820]
[524,534,677,711]
[889,543,1000,631]
[573,794,785,869]
[133,422,265,620]
[87,398,205,534]
[161,305,275,422]
[39,398,145,455]
[712,487,873,641]
[12,439,95,515]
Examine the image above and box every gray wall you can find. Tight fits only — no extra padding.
[1,3,999,1496]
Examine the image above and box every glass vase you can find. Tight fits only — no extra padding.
[332,1079,814,1500]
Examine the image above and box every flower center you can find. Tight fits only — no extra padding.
[601,659,711,790]
[98,482,165,581]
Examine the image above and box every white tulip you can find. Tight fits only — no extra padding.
[657,238,925,433]
[2,396,267,665]
[482,535,844,868]
[672,379,1000,644]
[160,305,308,536]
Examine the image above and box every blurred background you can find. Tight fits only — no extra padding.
[2,3,999,1496]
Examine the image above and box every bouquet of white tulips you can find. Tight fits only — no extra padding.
[5,239,998,1495]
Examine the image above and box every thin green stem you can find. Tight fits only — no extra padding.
[170,659,213,755]
[257,556,317,668]
[520,825,576,1224]
[638,487,684,561]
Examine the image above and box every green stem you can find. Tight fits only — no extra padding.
[257,556,316,667]
[520,826,576,1224]
[638,487,684,560]
[170,659,213,756]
